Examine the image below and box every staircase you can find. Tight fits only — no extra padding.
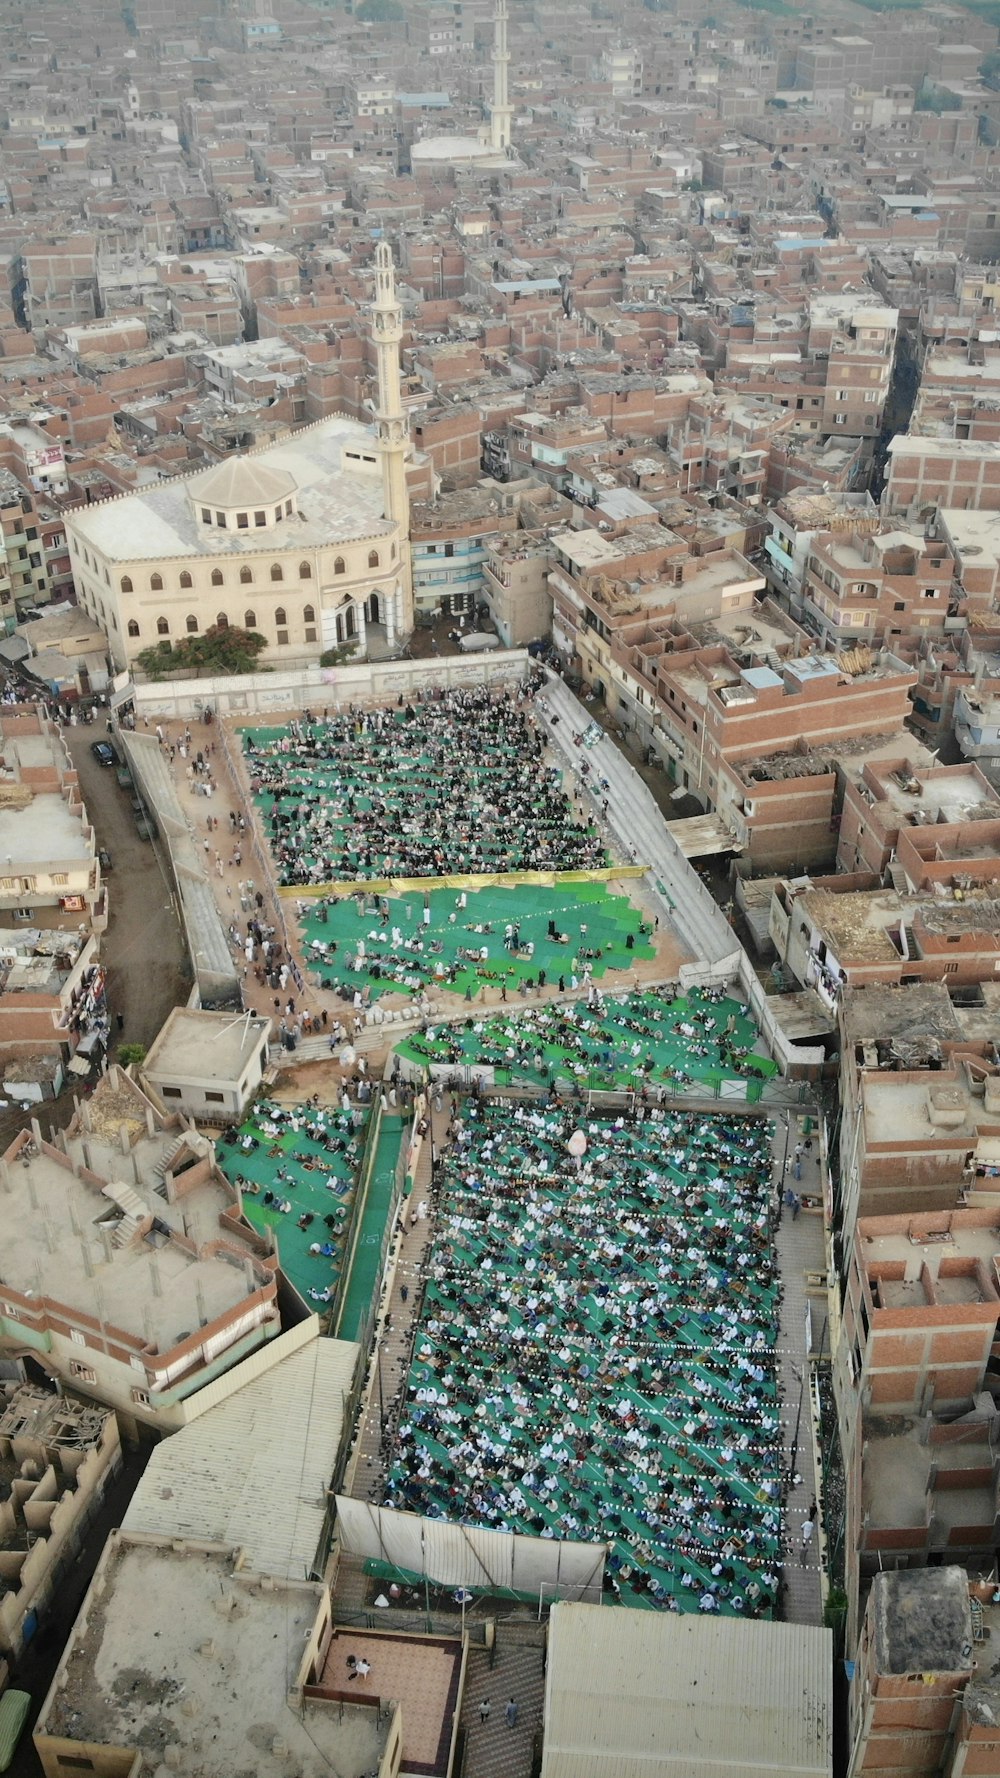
[887,859,909,895]
[102,1181,149,1247]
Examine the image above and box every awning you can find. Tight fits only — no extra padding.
[67,1054,92,1076]
[976,1137,1000,1166]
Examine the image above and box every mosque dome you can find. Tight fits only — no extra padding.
[188,457,299,532]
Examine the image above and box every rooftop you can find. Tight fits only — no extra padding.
[36,1537,391,1778]
[0,1075,273,1354]
[872,1567,973,1675]
[122,1334,358,1580]
[142,1007,271,1085]
[542,1602,832,1778]
[67,416,394,563]
[0,792,90,866]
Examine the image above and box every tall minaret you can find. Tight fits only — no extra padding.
[371,239,413,640]
[489,0,513,154]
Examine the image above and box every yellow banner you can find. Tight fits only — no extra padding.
[280,865,648,900]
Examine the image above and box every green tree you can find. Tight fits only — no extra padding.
[117,1042,147,1067]
[136,625,268,680]
[914,82,962,111]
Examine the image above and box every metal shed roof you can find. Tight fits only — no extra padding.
[123,1334,359,1581]
[541,1603,832,1778]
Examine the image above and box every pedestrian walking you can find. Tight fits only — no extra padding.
[791,1192,801,1221]
[116,1012,124,1032]
[505,1699,518,1728]
[799,1516,815,1565]
[478,1700,491,1725]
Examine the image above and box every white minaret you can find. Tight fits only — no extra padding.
[371,239,413,642]
[490,0,513,154]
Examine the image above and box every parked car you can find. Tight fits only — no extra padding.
[135,814,157,842]
[98,846,112,871]
[115,763,133,789]
[90,740,115,766]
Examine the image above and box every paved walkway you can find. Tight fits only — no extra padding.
[537,672,738,969]
[774,1112,827,1626]
[460,1634,545,1778]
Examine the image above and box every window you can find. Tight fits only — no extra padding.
[299,561,312,579]
[274,606,287,626]
[127,619,140,638]
[285,499,293,515]
[120,574,133,593]
[52,873,68,886]
[216,512,226,528]
[69,1360,96,1384]
[245,609,257,628]
[305,627,317,642]
[205,1090,226,1103]
[179,570,192,588]
[186,614,198,633]
[216,612,229,629]
[13,907,34,921]
[150,572,163,590]
[270,564,283,581]
[274,507,282,522]
[240,566,253,584]
[368,549,380,568]
[277,629,289,645]
[130,1388,150,1408]
[944,961,959,974]
[157,616,169,636]
[56,1756,95,1770]
[237,512,249,528]
[255,510,266,526]
[334,556,346,575]
[161,1086,182,1098]
[211,568,224,587]
[201,507,212,523]
[303,604,315,624]
[445,543,454,558]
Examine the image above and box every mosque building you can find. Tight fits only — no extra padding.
[64,243,417,671]
[409,0,518,172]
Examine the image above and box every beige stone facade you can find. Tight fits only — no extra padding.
[65,415,413,671]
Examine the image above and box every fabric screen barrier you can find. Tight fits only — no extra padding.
[283,865,647,900]
[335,1497,605,1605]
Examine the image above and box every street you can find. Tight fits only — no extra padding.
[63,723,192,1048]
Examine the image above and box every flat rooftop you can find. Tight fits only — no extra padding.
[2,1092,269,1351]
[861,1210,1000,1273]
[862,1073,987,1146]
[320,1629,461,1776]
[870,762,1000,827]
[873,1566,973,1675]
[798,887,903,963]
[67,415,393,562]
[36,1539,390,1778]
[939,506,1000,567]
[143,1007,271,1083]
[0,793,90,865]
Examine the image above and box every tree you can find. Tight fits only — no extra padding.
[136,625,268,680]
[117,1042,147,1067]
[319,641,361,668]
[914,81,962,111]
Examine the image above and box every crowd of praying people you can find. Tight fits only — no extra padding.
[385,1099,786,1616]
[243,683,607,884]
[220,1097,365,1304]
[400,982,775,1093]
